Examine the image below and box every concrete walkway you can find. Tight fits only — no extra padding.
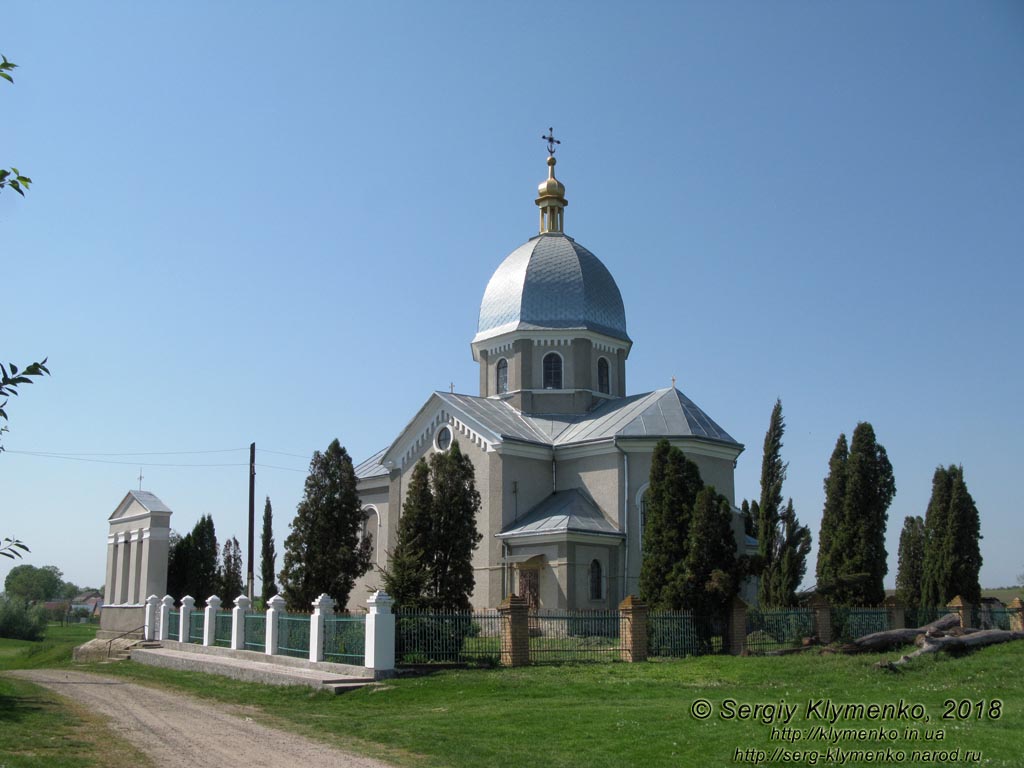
[130,642,382,694]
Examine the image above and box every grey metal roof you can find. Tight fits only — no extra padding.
[434,392,553,445]
[497,489,623,539]
[128,490,172,513]
[474,233,630,344]
[354,447,389,479]
[529,388,740,446]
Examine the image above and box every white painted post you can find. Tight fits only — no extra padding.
[309,593,335,663]
[365,591,395,674]
[144,594,160,640]
[231,595,250,650]
[158,595,174,641]
[265,595,285,656]
[180,595,195,642]
[204,595,221,647]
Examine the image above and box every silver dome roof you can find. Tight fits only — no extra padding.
[474,233,629,344]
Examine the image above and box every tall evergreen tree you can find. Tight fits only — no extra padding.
[815,433,848,594]
[774,499,812,606]
[166,530,189,599]
[895,515,926,608]
[219,537,244,607]
[639,439,704,610]
[383,442,482,611]
[260,496,278,603]
[383,459,433,609]
[756,400,786,606]
[740,499,759,539]
[192,515,220,604]
[920,466,982,606]
[279,439,373,611]
[677,486,739,637]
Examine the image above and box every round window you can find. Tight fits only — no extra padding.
[436,425,453,451]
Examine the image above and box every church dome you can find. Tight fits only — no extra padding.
[473,232,630,344]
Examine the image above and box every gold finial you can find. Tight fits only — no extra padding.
[536,128,567,234]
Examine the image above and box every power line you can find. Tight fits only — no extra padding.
[6,451,249,468]
[255,463,308,473]
[4,447,249,457]
[258,448,315,459]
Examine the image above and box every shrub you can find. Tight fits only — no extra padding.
[0,597,48,640]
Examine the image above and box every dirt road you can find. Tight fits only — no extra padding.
[10,669,397,768]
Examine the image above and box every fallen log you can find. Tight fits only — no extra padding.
[841,612,961,653]
[875,629,1024,670]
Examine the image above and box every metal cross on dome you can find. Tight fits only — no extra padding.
[542,127,561,156]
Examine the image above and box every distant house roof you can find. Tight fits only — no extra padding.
[354,447,390,479]
[497,489,624,540]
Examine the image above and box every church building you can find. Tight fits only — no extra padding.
[350,143,751,612]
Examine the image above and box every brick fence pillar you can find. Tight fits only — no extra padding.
[884,596,905,630]
[365,590,395,674]
[619,595,648,662]
[310,593,335,663]
[144,594,160,640]
[729,597,748,655]
[810,594,832,645]
[946,596,972,629]
[1008,598,1024,632]
[499,594,529,667]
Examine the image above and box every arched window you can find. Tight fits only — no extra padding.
[597,357,610,394]
[589,559,602,600]
[637,487,650,551]
[496,358,508,394]
[543,352,562,389]
[362,507,380,565]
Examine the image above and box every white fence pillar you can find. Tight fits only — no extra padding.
[231,595,251,650]
[365,591,395,673]
[179,595,195,642]
[309,593,334,663]
[144,594,160,640]
[203,595,221,647]
[265,595,285,656]
[158,595,174,641]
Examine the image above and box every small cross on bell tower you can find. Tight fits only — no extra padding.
[536,127,568,234]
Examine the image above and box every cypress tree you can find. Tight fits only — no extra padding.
[382,441,482,611]
[639,439,703,610]
[192,515,220,605]
[260,496,278,603]
[836,423,896,605]
[166,530,189,599]
[383,459,433,609]
[921,466,982,606]
[741,499,758,539]
[895,515,925,608]
[427,441,483,611]
[219,537,244,607]
[920,467,953,608]
[279,439,373,611]
[757,400,786,606]
[945,466,982,604]
[677,486,739,635]
[815,434,848,595]
[775,499,811,606]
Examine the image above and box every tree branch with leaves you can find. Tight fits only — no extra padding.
[1,55,32,196]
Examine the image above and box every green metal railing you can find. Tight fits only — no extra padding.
[830,607,889,642]
[244,613,266,652]
[278,614,311,659]
[648,611,728,657]
[903,606,953,629]
[528,610,621,663]
[167,610,180,641]
[396,610,503,666]
[189,610,205,643]
[214,611,233,647]
[324,615,365,665]
[744,608,814,654]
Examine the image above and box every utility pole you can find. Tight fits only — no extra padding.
[247,442,255,601]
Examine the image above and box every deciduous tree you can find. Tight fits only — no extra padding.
[279,439,372,611]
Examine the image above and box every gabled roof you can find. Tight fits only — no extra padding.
[354,447,389,479]
[543,387,739,446]
[109,490,173,521]
[435,392,552,445]
[497,489,623,539]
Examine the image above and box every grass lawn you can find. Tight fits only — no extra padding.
[89,643,1023,768]
[0,623,152,768]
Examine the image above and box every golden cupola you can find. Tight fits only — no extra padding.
[535,147,568,233]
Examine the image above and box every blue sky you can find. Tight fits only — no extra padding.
[3,2,1022,594]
